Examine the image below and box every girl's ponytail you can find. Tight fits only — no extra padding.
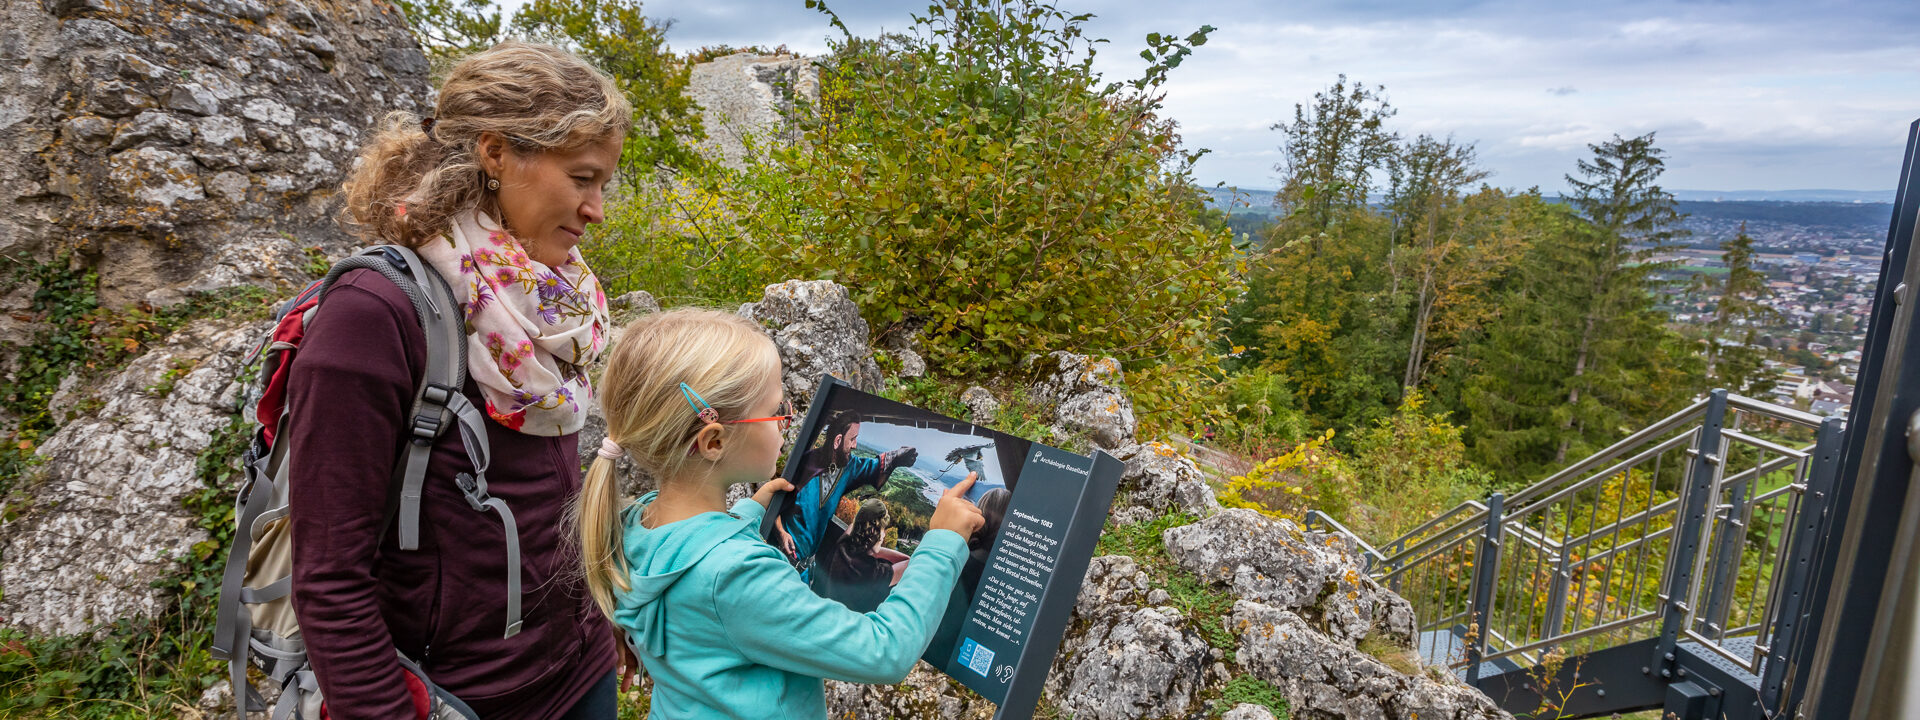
[580,451,629,619]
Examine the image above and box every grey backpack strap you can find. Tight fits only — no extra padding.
[371,245,519,639]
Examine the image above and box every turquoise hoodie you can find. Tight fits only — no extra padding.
[613,492,968,719]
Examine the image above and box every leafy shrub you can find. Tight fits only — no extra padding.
[1348,391,1491,539]
[1219,430,1354,522]
[663,0,1243,435]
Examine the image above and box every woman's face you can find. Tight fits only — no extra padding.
[479,131,623,267]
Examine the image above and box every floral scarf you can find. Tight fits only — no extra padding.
[416,209,609,436]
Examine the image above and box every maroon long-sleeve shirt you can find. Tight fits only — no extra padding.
[287,268,615,718]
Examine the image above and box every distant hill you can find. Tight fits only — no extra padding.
[1671,189,1894,203]
[1198,184,1895,251]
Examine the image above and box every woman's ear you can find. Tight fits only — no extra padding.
[692,424,727,461]
[476,131,508,178]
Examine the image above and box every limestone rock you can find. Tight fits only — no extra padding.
[1029,351,1136,451]
[960,386,999,425]
[0,0,431,361]
[1109,441,1221,518]
[687,53,819,170]
[1164,509,1412,645]
[1231,600,1507,720]
[609,289,660,316]
[824,663,994,720]
[0,317,270,635]
[1045,605,1213,720]
[1223,704,1281,720]
[737,280,883,408]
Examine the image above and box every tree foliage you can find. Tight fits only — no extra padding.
[1271,75,1398,234]
[695,0,1241,429]
[395,0,703,176]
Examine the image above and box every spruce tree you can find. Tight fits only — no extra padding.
[1551,133,1690,464]
[1696,225,1780,394]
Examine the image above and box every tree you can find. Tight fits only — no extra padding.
[1460,190,1696,485]
[1382,136,1508,394]
[1270,75,1398,236]
[510,0,706,175]
[681,0,1240,432]
[395,0,705,177]
[1694,225,1780,395]
[1551,132,1690,463]
[395,0,503,64]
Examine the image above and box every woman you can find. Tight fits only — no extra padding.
[287,42,630,718]
[810,499,911,613]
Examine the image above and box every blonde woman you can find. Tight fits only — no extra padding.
[288,42,630,718]
[578,309,985,719]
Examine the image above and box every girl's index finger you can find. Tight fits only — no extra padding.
[945,472,978,499]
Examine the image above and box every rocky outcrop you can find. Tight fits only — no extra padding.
[1173,511,1503,720]
[1030,351,1137,451]
[1165,510,1412,646]
[0,0,432,366]
[1232,601,1503,720]
[1108,441,1222,523]
[0,317,268,634]
[1045,556,1219,720]
[737,279,884,407]
[960,386,999,425]
[686,53,819,170]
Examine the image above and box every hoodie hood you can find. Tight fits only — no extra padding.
[613,492,759,656]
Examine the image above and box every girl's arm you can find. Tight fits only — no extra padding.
[715,528,969,684]
[285,271,422,717]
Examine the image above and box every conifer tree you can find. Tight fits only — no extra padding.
[1696,225,1780,394]
[1551,132,1690,464]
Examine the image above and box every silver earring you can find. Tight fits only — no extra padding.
[486,177,500,191]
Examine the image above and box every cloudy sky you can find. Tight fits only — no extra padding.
[531,0,1920,195]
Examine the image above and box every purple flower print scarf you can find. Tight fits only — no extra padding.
[416,209,609,435]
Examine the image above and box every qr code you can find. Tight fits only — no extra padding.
[960,638,995,678]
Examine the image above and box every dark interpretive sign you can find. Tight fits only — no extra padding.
[761,376,1121,719]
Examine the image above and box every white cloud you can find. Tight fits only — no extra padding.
[511,0,1919,192]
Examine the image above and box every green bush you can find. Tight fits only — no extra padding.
[585,0,1243,434]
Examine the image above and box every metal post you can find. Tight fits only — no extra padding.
[1654,389,1729,680]
[1699,471,1751,641]
[1466,492,1505,686]
[1765,416,1844,711]
[1542,550,1571,644]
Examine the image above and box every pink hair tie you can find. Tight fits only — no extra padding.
[597,436,625,460]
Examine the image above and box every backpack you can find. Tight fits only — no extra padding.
[210,245,522,720]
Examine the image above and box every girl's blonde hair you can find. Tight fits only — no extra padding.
[579,308,783,618]
[342,41,634,247]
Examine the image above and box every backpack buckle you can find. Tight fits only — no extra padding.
[421,382,457,407]
[456,472,490,511]
[410,413,443,444]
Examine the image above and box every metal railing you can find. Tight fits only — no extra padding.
[1318,390,1847,692]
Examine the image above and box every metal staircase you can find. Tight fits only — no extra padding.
[1311,391,1843,717]
[1299,118,1920,719]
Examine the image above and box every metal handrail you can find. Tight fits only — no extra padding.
[1505,397,1713,508]
[1303,510,1387,569]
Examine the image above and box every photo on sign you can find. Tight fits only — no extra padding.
[766,387,1028,667]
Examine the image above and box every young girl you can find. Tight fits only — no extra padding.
[577,309,984,718]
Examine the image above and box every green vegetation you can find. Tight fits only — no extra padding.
[1214,675,1290,718]
[397,0,706,176]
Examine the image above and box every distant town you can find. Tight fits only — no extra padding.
[1651,199,1892,418]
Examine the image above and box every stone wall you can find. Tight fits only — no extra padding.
[0,0,431,372]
